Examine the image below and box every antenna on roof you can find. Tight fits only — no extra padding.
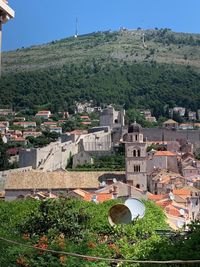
[179,209,185,216]
[177,219,185,229]
[75,17,78,38]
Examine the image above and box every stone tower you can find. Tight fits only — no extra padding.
[124,122,147,190]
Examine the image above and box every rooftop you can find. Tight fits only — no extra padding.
[154,151,177,157]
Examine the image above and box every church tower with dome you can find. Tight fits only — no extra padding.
[123,122,147,190]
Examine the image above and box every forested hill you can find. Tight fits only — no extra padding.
[1,28,200,114]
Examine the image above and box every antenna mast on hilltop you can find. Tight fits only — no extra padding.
[74,17,78,38]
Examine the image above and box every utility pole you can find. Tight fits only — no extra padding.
[0,0,14,77]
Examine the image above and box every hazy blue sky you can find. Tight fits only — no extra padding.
[2,0,200,51]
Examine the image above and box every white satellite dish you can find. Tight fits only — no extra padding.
[179,209,185,216]
[113,178,117,183]
[100,181,106,187]
[124,198,146,220]
[177,220,185,229]
[169,192,175,201]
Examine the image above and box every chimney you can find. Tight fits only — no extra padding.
[113,185,118,199]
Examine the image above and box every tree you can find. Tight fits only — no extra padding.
[0,138,10,171]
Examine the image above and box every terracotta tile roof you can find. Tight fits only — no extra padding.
[84,193,113,203]
[156,200,171,208]
[36,110,51,114]
[173,189,190,196]
[6,147,19,155]
[67,130,88,135]
[23,131,42,137]
[165,204,181,217]
[81,121,91,125]
[148,194,168,201]
[154,151,176,157]
[13,137,26,142]
[80,115,90,120]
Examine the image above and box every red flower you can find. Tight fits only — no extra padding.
[22,233,30,240]
[87,241,96,249]
[16,257,27,266]
[59,255,67,264]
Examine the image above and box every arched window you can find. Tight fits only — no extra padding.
[134,165,140,172]
[133,149,141,157]
[135,135,138,141]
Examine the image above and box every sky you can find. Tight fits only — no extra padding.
[2,0,200,51]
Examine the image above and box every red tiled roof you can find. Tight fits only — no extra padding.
[148,194,168,201]
[173,189,190,196]
[80,115,90,120]
[36,110,50,114]
[156,200,171,208]
[14,137,26,142]
[6,147,19,155]
[84,193,113,203]
[81,121,91,125]
[67,130,88,135]
[165,205,181,217]
[154,151,176,157]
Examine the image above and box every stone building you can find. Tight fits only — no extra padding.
[72,150,93,169]
[124,122,147,190]
[147,150,179,173]
[163,119,178,130]
[148,169,186,195]
[100,105,125,129]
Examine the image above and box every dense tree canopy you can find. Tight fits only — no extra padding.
[1,61,200,118]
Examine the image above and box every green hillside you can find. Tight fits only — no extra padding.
[1,29,200,114]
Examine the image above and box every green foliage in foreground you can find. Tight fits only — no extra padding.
[0,199,200,266]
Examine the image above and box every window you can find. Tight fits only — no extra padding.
[134,165,140,172]
[135,135,138,141]
[136,184,140,189]
[133,149,141,157]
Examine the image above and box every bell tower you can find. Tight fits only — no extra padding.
[124,122,147,190]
